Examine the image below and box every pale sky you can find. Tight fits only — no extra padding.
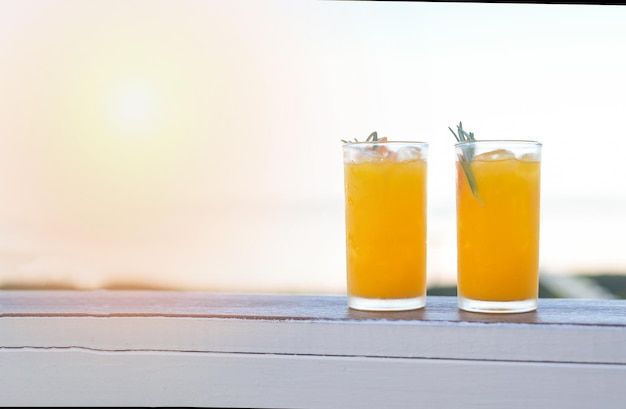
[0,0,624,292]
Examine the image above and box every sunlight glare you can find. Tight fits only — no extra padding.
[107,80,161,136]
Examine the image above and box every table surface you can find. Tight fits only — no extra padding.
[2,290,625,327]
[2,291,626,409]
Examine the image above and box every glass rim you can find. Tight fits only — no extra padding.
[342,140,429,147]
[455,139,542,147]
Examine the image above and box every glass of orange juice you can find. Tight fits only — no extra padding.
[343,138,428,311]
[455,140,542,313]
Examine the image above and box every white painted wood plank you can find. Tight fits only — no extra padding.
[2,291,625,408]
[2,292,625,365]
[2,291,626,327]
[2,348,624,409]
[2,316,625,364]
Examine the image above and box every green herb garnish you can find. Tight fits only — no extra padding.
[449,122,483,205]
[342,131,379,144]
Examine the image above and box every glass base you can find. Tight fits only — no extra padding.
[458,296,537,314]
[348,295,426,312]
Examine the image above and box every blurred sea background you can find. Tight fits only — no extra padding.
[0,0,624,298]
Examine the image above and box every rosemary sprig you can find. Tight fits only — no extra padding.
[341,131,379,144]
[449,122,483,205]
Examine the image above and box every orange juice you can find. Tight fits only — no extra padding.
[343,142,428,311]
[456,141,541,311]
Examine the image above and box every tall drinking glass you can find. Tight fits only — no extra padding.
[455,140,542,313]
[343,140,428,311]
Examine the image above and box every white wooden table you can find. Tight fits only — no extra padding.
[1,291,625,408]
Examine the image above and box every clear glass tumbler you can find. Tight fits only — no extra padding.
[343,140,428,311]
[455,140,542,313]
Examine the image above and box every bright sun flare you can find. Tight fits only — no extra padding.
[108,82,160,134]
